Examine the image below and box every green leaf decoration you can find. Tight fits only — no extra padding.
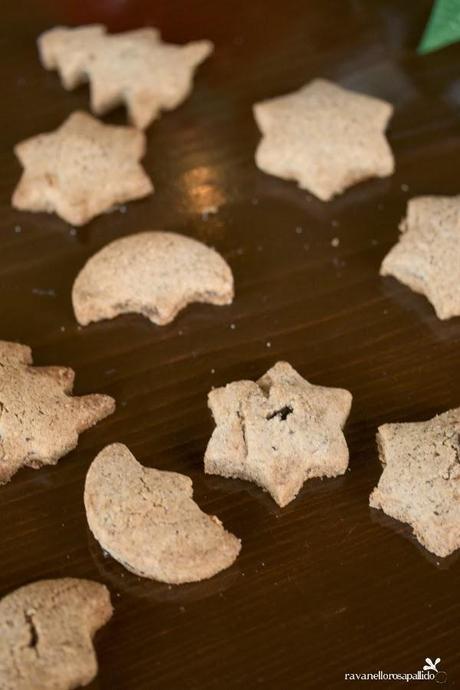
[418,0,460,54]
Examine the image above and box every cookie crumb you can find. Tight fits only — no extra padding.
[32,288,56,297]
[202,205,218,220]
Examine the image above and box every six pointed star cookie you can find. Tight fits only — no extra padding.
[370,408,460,558]
[253,78,394,201]
[39,25,213,129]
[0,340,115,484]
[12,111,153,226]
[204,361,352,507]
[381,195,460,319]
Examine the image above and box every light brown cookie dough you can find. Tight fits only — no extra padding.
[38,25,106,89]
[72,231,234,326]
[0,578,112,690]
[12,111,153,226]
[204,361,352,507]
[0,340,115,485]
[370,408,460,558]
[84,443,241,584]
[253,78,394,201]
[380,195,460,319]
[39,25,213,129]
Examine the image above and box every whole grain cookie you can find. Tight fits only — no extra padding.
[38,25,106,89]
[12,111,153,226]
[253,78,394,201]
[39,25,213,129]
[72,231,234,326]
[84,443,241,584]
[370,408,460,558]
[205,361,352,506]
[380,195,460,319]
[0,578,112,690]
[0,340,115,484]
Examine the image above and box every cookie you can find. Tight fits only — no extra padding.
[370,408,460,558]
[38,25,106,89]
[0,340,115,484]
[204,361,352,507]
[0,578,112,690]
[380,195,460,319]
[72,231,234,326]
[253,78,394,201]
[39,26,213,129]
[84,443,241,584]
[12,111,153,226]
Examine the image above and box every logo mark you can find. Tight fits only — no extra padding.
[423,657,441,672]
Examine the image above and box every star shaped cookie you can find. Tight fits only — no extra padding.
[39,25,213,129]
[12,111,153,226]
[381,195,460,319]
[253,78,394,201]
[0,340,115,484]
[370,408,460,558]
[204,361,352,507]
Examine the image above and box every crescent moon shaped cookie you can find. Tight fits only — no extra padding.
[38,25,213,129]
[253,78,394,201]
[72,231,234,326]
[12,111,153,226]
[0,578,112,690]
[204,361,353,507]
[370,408,460,558]
[84,443,241,584]
[0,340,115,485]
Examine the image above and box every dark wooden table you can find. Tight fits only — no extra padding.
[1,1,459,688]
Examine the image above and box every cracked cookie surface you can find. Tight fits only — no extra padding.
[0,340,115,484]
[0,578,112,690]
[370,408,460,557]
[84,443,241,583]
[205,361,352,506]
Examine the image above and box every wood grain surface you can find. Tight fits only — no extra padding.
[1,1,459,688]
